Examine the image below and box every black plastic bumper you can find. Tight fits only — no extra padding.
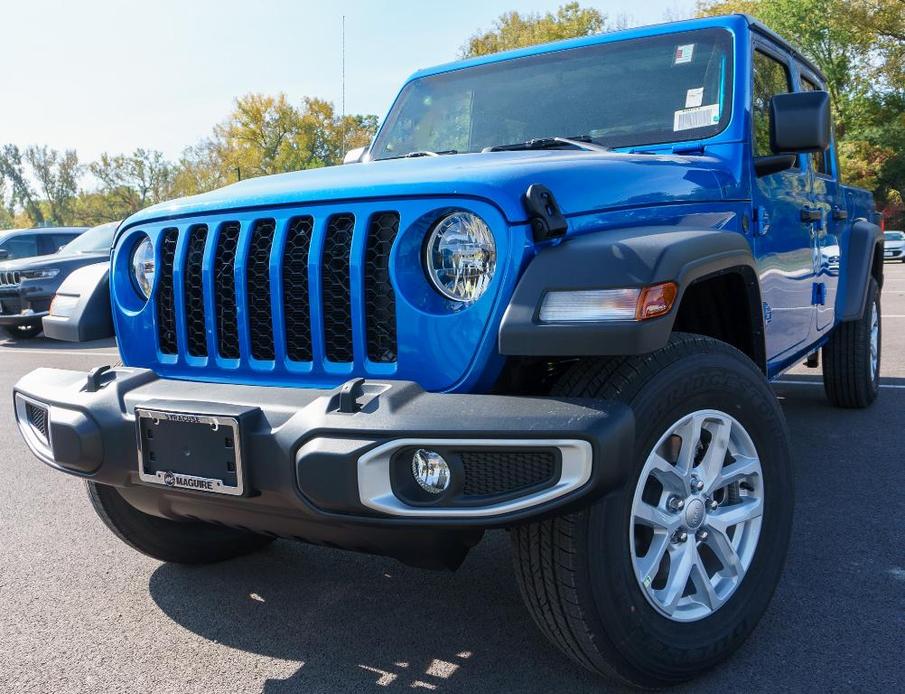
[13,367,634,567]
[0,289,51,326]
[0,311,48,327]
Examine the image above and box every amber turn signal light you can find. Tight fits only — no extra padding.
[636,282,677,320]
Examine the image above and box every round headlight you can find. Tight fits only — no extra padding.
[131,237,155,299]
[424,212,496,303]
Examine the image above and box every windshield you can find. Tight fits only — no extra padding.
[60,222,118,254]
[884,231,904,241]
[372,28,733,159]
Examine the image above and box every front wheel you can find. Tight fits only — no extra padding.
[511,334,793,688]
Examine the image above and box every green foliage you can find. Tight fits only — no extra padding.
[214,95,377,178]
[460,2,610,58]
[698,0,905,225]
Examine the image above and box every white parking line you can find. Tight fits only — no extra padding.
[0,348,120,358]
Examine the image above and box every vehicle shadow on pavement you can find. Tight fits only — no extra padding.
[147,531,620,693]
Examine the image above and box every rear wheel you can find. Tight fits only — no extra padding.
[3,323,42,339]
[822,277,880,408]
[86,481,275,564]
[511,334,793,687]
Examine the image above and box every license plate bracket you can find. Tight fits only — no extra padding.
[136,407,246,496]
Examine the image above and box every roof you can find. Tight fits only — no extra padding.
[0,226,87,235]
[409,13,825,83]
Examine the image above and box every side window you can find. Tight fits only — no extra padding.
[37,235,59,255]
[800,75,830,175]
[752,50,793,159]
[51,234,78,251]
[2,235,38,260]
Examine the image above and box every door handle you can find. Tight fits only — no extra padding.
[832,206,848,221]
[800,207,822,223]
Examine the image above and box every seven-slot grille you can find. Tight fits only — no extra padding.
[0,271,22,288]
[153,212,400,365]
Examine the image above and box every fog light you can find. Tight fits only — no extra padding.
[412,449,450,494]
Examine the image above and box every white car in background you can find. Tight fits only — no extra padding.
[884,230,905,261]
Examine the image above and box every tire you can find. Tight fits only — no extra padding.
[3,323,42,339]
[511,334,793,688]
[86,481,275,564]
[822,277,880,408]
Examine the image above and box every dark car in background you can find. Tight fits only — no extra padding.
[0,227,86,262]
[0,221,117,338]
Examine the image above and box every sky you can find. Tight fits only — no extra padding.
[0,0,694,163]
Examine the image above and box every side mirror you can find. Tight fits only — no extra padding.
[343,146,369,165]
[754,90,831,178]
[770,90,831,154]
[0,249,8,260]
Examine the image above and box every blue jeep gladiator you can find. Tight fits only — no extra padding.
[13,14,882,688]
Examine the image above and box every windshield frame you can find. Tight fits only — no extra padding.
[59,222,118,255]
[371,27,736,160]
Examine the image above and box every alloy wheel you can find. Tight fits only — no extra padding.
[629,410,764,622]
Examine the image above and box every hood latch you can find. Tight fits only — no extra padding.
[523,184,568,242]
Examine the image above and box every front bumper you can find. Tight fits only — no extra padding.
[14,367,633,567]
[0,288,51,326]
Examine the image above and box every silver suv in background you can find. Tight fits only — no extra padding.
[884,230,905,261]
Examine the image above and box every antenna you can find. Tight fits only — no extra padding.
[341,14,346,156]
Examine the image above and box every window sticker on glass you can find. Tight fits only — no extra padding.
[674,44,695,64]
[685,87,704,108]
[674,103,720,131]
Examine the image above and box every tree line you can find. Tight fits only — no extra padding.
[0,96,377,229]
[1,1,902,229]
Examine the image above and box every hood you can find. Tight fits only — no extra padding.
[0,250,108,273]
[122,150,742,229]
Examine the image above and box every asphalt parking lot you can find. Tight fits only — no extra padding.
[1,270,904,694]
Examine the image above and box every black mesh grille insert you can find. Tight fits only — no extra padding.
[460,450,557,497]
[364,212,399,362]
[246,219,276,360]
[283,216,314,361]
[25,402,48,440]
[322,213,354,362]
[214,222,240,359]
[184,225,208,357]
[156,228,178,354]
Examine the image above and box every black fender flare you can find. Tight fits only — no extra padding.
[838,218,883,322]
[498,226,763,360]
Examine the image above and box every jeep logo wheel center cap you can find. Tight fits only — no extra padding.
[685,498,706,529]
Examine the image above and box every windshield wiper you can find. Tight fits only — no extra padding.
[483,136,609,153]
[380,149,459,161]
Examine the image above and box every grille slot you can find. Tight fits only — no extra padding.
[364,212,399,362]
[0,271,21,287]
[246,219,276,360]
[156,228,179,354]
[321,214,355,363]
[25,402,49,442]
[460,450,557,497]
[214,222,240,359]
[184,225,208,357]
[283,216,314,361]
